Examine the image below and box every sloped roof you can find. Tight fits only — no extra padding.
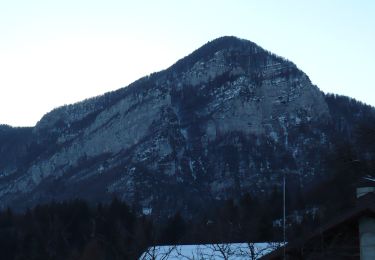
[140,242,281,259]
[260,192,375,259]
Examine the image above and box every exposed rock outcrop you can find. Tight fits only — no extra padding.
[0,36,371,216]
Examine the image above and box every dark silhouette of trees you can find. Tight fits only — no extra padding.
[0,199,150,260]
[161,212,186,244]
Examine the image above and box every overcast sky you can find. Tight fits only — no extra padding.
[1,0,374,127]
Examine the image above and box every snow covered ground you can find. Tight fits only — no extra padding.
[140,242,282,259]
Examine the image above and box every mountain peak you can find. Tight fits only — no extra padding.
[0,36,342,216]
[166,36,296,79]
[200,36,255,50]
[168,36,262,74]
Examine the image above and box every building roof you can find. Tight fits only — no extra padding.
[357,176,375,188]
[260,192,375,259]
[140,242,281,259]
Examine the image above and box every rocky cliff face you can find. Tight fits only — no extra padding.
[0,36,371,216]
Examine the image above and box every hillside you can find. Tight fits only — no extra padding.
[1,36,374,219]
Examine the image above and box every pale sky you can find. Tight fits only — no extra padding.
[1,0,374,127]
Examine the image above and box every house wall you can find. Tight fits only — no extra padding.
[359,216,375,260]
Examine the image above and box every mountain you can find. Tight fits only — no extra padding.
[1,36,375,217]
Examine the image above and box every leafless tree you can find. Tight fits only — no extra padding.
[139,245,177,260]
[139,242,283,259]
[238,242,284,259]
